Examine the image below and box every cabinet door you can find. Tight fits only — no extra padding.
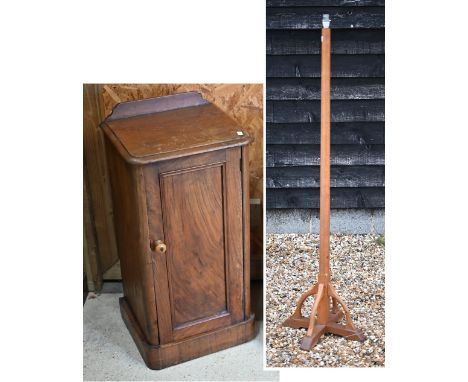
[144,148,245,343]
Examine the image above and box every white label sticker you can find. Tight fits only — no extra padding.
[237,131,244,136]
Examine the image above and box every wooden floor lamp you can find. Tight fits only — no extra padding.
[282,14,366,351]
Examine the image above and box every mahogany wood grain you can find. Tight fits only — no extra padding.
[225,148,245,324]
[160,163,227,327]
[156,151,244,341]
[104,139,159,345]
[142,164,173,344]
[102,93,254,368]
[101,101,250,164]
[242,145,251,317]
[106,92,208,121]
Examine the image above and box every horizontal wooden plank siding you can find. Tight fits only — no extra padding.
[267,29,385,55]
[267,78,384,100]
[267,1,385,6]
[266,122,384,144]
[267,7,385,29]
[267,187,385,208]
[267,54,385,77]
[266,1,385,210]
[267,166,384,188]
[267,100,385,123]
[267,144,384,166]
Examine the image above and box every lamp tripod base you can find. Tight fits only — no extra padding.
[283,281,365,350]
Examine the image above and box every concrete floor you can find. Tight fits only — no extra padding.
[83,283,278,381]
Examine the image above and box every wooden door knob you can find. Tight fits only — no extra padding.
[151,240,167,253]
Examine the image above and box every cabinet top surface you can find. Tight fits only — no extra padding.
[101,92,250,164]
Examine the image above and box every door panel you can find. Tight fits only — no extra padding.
[160,163,228,327]
[147,149,244,343]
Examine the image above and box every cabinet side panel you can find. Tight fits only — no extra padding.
[225,147,244,323]
[242,145,251,318]
[104,138,159,345]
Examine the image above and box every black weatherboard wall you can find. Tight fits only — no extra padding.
[266,0,385,211]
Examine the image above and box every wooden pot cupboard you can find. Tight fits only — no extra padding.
[100,92,255,369]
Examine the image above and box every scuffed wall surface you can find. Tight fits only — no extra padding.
[101,84,263,200]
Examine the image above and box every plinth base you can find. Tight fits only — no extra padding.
[120,297,256,369]
[282,282,365,350]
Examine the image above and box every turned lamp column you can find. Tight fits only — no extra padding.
[282,14,365,351]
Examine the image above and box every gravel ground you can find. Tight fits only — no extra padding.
[266,234,385,368]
